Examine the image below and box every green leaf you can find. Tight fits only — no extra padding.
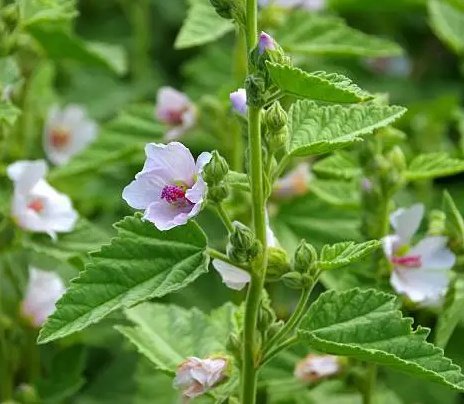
[27,25,127,75]
[267,63,372,103]
[279,13,402,57]
[310,179,360,207]
[312,152,361,180]
[174,0,233,49]
[428,0,464,54]
[443,190,464,251]
[318,240,380,270]
[405,153,464,180]
[435,276,464,349]
[288,100,406,156]
[37,215,209,344]
[21,0,77,27]
[0,102,21,126]
[298,288,464,391]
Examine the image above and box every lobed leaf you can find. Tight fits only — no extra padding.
[312,152,361,180]
[288,100,406,156]
[37,215,209,344]
[266,63,372,103]
[298,288,464,391]
[318,240,380,270]
[174,0,233,49]
[405,153,464,180]
[428,0,464,55]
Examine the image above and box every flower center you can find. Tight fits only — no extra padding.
[161,184,193,208]
[50,127,71,149]
[27,198,44,213]
[391,255,422,268]
[166,109,185,125]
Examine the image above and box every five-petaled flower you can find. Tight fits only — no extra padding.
[273,162,312,199]
[21,267,66,327]
[230,88,247,115]
[173,356,228,399]
[294,354,341,383]
[122,142,211,231]
[155,86,197,141]
[258,31,276,54]
[382,203,456,306]
[7,160,78,239]
[43,104,98,166]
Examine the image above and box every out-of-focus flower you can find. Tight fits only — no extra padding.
[43,104,98,166]
[155,87,197,141]
[21,267,66,327]
[122,142,211,231]
[382,204,455,306]
[173,356,228,399]
[259,0,325,11]
[7,160,78,239]
[294,354,341,382]
[230,88,247,115]
[273,163,312,199]
[212,259,251,290]
[364,56,412,78]
[258,31,276,54]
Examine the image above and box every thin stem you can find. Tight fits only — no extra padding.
[263,286,312,355]
[206,247,249,270]
[261,336,298,366]
[273,154,291,181]
[216,203,234,233]
[263,90,284,108]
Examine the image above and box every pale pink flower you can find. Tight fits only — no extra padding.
[173,356,228,399]
[122,142,211,231]
[21,267,66,327]
[7,160,78,239]
[230,88,247,115]
[259,0,325,11]
[43,104,98,166]
[155,87,196,141]
[294,354,341,383]
[212,259,251,291]
[258,32,276,54]
[382,204,455,306]
[273,163,312,199]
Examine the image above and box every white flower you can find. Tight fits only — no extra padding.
[173,356,228,399]
[382,203,456,306]
[273,162,312,199]
[230,88,247,115]
[7,160,78,239]
[155,87,196,141]
[43,104,98,166]
[259,0,325,10]
[294,354,341,382]
[212,259,251,291]
[122,142,211,231]
[21,267,66,327]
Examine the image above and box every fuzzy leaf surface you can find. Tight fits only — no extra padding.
[405,153,464,180]
[318,240,380,270]
[312,152,361,180]
[310,179,360,208]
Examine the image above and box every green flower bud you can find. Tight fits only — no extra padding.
[1,4,19,32]
[227,221,261,263]
[428,209,446,236]
[387,146,407,173]
[293,240,318,274]
[281,271,304,289]
[267,127,288,153]
[208,184,229,203]
[266,320,284,339]
[245,74,266,107]
[226,333,241,361]
[203,150,229,185]
[264,102,287,132]
[266,247,291,281]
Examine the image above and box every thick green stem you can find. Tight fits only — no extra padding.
[363,362,377,404]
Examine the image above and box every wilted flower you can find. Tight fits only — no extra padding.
[21,267,66,327]
[259,0,325,11]
[155,86,197,140]
[212,259,251,291]
[173,356,228,399]
[230,88,247,115]
[258,31,276,54]
[294,354,341,383]
[273,163,312,199]
[382,203,456,306]
[122,142,211,231]
[43,104,98,166]
[7,160,78,239]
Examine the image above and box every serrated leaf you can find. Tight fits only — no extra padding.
[298,288,464,390]
[318,240,380,270]
[288,100,406,156]
[174,0,233,49]
[37,215,209,344]
[435,276,464,349]
[267,63,372,103]
[311,179,360,207]
[312,152,361,180]
[428,0,464,54]
[443,190,464,251]
[279,13,402,57]
[27,25,127,75]
[405,153,464,180]
[0,102,21,126]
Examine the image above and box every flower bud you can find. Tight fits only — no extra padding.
[203,150,229,185]
[387,145,407,173]
[230,88,247,115]
[266,246,291,281]
[428,209,446,236]
[293,240,318,275]
[1,3,19,32]
[208,184,229,203]
[258,31,276,54]
[227,221,261,263]
[226,333,241,361]
[264,101,287,132]
[245,75,266,107]
[281,271,304,289]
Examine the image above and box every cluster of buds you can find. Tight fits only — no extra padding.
[282,240,318,289]
[264,101,288,154]
[227,221,262,263]
[202,150,230,203]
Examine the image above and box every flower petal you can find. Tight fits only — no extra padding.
[389,203,424,244]
[122,171,166,210]
[144,200,190,231]
[7,160,48,193]
[382,234,401,260]
[212,259,251,290]
[409,236,456,270]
